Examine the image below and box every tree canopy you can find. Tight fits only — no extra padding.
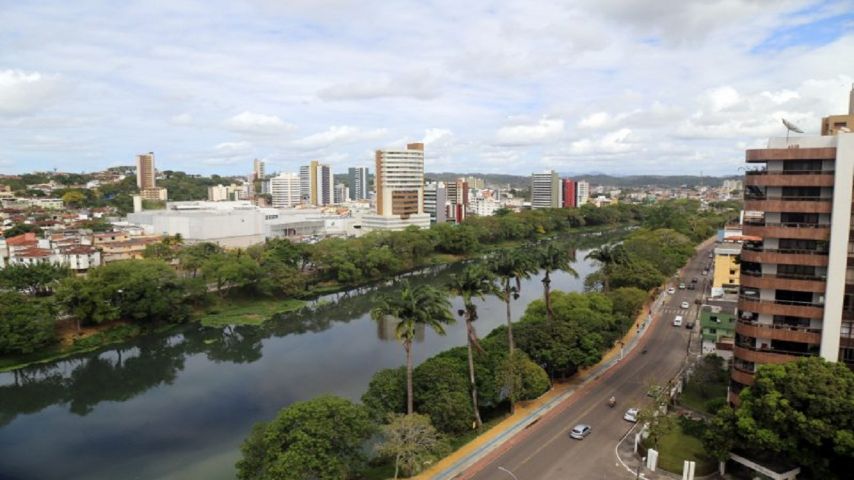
[236,394,376,480]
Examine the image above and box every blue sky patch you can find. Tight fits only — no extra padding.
[752,11,854,54]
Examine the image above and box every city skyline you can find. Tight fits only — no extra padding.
[1,1,852,177]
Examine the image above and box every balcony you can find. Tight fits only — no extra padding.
[745,147,837,162]
[740,271,827,292]
[736,318,822,344]
[737,295,825,318]
[743,196,832,214]
[742,222,830,241]
[728,390,742,407]
[744,170,835,187]
[731,367,755,386]
[733,344,802,364]
[740,248,829,267]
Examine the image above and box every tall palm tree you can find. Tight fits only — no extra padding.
[370,280,454,415]
[487,249,535,354]
[585,242,630,293]
[535,242,578,322]
[447,264,501,429]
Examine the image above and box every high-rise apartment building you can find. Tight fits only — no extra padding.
[298,161,333,206]
[361,143,431,231]
[270,173,302,208]
[334,183,347,204]
[136,152,167,201]
[531,170,560,209]
[733,91,854,406]
[424,181,448,224]
[446,178,469,223]
[576,180,590,206]
[348,167,369,201]
[136,152,156,190]
[253,159,265,181]
[562,179,577,207]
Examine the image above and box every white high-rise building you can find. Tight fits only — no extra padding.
[362,143,431,231]
[576,180,590,206]
[270,173,302,208]
[531,170,560,209]
[299,161,333,206]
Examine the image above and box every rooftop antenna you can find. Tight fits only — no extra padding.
[782,118,803,141]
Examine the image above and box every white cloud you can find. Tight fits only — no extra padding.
[292,126,388,150]
[223,112,295,135]
[569,128,637,155]
[495,119,565,146]
[422,128,453,146]
[317,71,441,101]
[169,113,193,126]
[0,70,66,115]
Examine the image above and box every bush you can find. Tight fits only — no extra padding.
[705,398,728,415]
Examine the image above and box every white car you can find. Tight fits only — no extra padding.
[667,287,676,295]
[681,301,690,309]
[673,315,683,327]
[624,408,639,423]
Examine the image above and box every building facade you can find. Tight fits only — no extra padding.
[270,173,302,208]
[733,123,854,405]
[531,170,560,209]
[362,143,431,231]
[562,179,577,207]
[576,180,590,206]
[253,159,265,181]
[136,152,156,190]
[348,167,369,200]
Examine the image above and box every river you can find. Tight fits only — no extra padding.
[0,253,596,480]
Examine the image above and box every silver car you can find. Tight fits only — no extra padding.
[569,423,592,440]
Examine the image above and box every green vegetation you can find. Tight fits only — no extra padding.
[200,297,307,327]
[650,417,716,475]
[236,394,376,480]
[704,357,854,479]
[679,354,728,413]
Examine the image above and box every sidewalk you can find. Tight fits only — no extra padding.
[412,294,663,480]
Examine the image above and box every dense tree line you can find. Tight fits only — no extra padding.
[703,357,854,479]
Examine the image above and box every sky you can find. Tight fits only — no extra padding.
[1,0,853,178]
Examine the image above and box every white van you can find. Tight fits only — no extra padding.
[673,315,683,327]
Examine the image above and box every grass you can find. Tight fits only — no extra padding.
[646,417,716,476]
[679,378,728,413]
[200,296,307,327]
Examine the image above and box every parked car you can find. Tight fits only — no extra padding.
[685,321,695,329]
[687,284,695,290]
[673,315,683,327]
[624,408,639,423]
[678,283,686,289]
[702,270,709,276]
[681,301,690,309]
[569,423,592,440]
[691,277,698,283]
[667,287,676,294]
[647,385,663,397]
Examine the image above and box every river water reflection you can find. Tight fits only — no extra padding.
[0,253,594,480]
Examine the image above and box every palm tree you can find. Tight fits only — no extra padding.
[446,264,501,429]
[535,242,578,322]
[370,280,455,415]
[585,242,630,293]
[487,249,535,354]
[487,249,535,414]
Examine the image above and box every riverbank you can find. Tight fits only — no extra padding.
[0,224,633,373]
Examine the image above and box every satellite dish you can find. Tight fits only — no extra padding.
[782,118,804,133]
[782,118,804,141]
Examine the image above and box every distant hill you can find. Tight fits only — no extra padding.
[425,172,741,189]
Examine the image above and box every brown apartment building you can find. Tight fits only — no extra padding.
[733,86,854,405]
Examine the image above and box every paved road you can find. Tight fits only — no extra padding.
[464,242,714,480]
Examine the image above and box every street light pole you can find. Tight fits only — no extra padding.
[498,466,519,480]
